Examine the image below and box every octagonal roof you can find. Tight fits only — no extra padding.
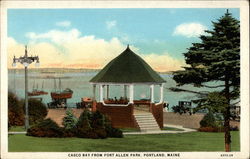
[90,45,166,84]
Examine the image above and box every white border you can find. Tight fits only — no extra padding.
[1,1,249,159]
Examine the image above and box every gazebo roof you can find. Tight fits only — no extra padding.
[90,45,166,84]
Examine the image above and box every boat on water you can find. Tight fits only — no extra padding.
[28,81,48,96]
[47,78,73,109]
[50,78,73,99]
[50,88,73,99]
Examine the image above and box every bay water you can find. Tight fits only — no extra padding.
[8,70,221,111]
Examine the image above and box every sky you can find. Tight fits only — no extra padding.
[7,8,240,72]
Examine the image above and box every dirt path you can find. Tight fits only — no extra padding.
[46,108,84,126]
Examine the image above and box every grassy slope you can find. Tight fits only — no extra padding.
[8,131,239,152]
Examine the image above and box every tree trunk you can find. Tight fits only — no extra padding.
[224,79,231,152]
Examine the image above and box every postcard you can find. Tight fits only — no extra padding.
[1,0,249,159]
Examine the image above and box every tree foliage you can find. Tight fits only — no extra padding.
[200,111,217,128]
[27,118,63,137]
[75,110,123,138]
[63,109,78,130]
[173,11,240,96]
[21,98,48,125]
[76,110,93,138]
[172,10,240,151]
[8,91,24,127]
[193,92,227,113]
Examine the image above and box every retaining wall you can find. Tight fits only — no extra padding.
[95,102,138,128]
[150,103,164,128]
[163,112,205,129]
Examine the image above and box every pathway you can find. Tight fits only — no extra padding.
[8,132,26,135]
[123,124,196,135]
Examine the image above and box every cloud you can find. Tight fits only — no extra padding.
[9,29,184,72]
[106,20,117,29]
[141,53,185,72]
[55,21,71,27]
[173,22,207,38]
[25,29,81,44]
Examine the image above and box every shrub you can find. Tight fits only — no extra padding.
[27,110,123,139]
[76,110,93,138]
[76,110,123,139]
[104,115,123,138]
[198,126,218,132]
[21,98,48,125]
[200,112,217,128]
[63,109,78,130]
[62,129,75,137]
[27,118,63,137]
[106,126,123,138]
[8,92,24,127]
[90,111,107,138]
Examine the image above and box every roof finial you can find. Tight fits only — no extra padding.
[226,9,229,14]
[25,45,28,56]
[127,44,130,48]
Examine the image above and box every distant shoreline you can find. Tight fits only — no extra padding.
[8,68,174,75]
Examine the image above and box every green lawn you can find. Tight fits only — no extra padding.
[8,131,239,152]
[120,128,140,132]
[9,126,26,132]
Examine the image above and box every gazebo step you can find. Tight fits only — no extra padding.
[134,113,152,116]
[138,123,158,125]
[135,117,156,120]
[134,113,160,131]
[134,115,156,118]
[136,116,154,119]
[137,122,158,125]
[137,119,157,124]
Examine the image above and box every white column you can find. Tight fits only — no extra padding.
[92,84,96,100]
[150,84,154,103]
[160,83,164,103]
[99,84,104,102]
[124,85,127,99]
[106,85,109,99]
[129,84,134,104]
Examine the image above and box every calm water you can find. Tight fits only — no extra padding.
[8,70,221,111]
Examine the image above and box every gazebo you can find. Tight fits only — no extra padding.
[90,45,166,130]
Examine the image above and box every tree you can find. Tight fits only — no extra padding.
[21,98,48,125]
[76,110,93,138]
[63,109,78,130]
[172,10,240,152]
[8,91,24,127]
[27,118,63,137]
[200,111,217,128]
